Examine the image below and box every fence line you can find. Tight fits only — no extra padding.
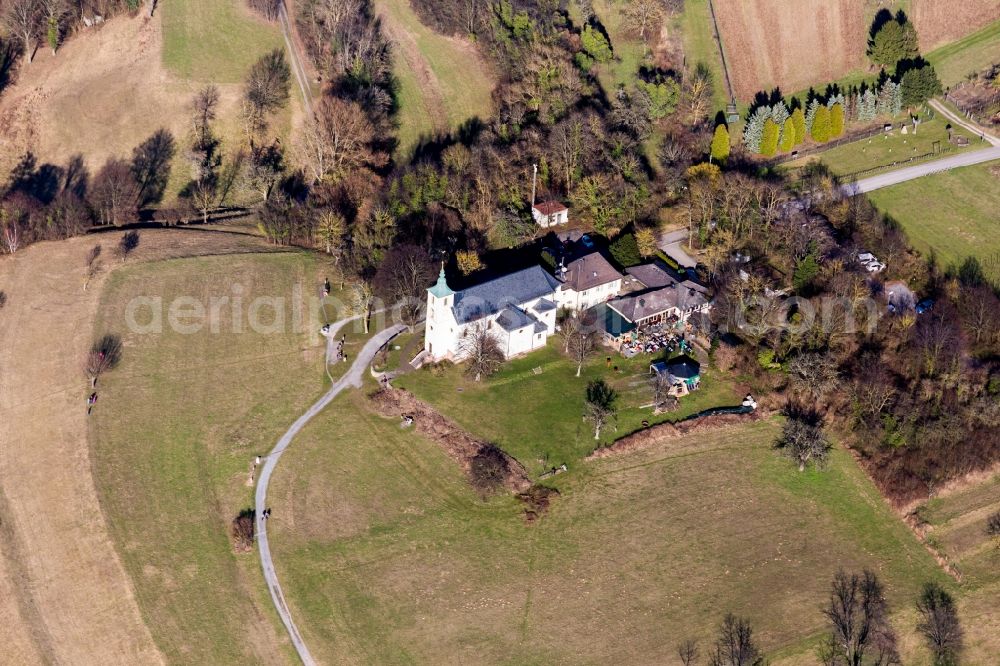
[945,91,1000,125]
[704,0,736,105]
[840,147,957,181]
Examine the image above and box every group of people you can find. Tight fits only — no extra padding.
[620,328,690,359]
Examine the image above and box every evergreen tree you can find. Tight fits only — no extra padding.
[858,88,878,121]
[830,103,845,137]
[868,19,919,68]
[811,105,831,142]
[791,107,806,144]
[742,106,770,154]
[805,99,821,132]
[901,65,942,108]
[760,118,780,156]
[710,123,730,162]
[779,117,795,152]
[770,101,790,129]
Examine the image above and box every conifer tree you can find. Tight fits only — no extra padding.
[811,105,832,142]
[779,117,795,152]
[830,103,845,137]
[710,124,730,162]
[791,107,806,144]
[760,118,780,156]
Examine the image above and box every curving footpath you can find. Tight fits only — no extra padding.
[255,323,406,665]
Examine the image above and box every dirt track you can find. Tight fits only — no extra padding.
[0,229,274,664]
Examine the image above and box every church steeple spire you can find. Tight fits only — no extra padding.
[428,262,453,298]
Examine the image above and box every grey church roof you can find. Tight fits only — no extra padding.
[452,265,561,324]
[496,307,535,332]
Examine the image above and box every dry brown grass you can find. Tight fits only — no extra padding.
[912,0,1000,52]
[0,227,279,664]
[0,11,292,203]
[714,0,866,100]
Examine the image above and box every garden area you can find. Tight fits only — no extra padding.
[394,344,744,476]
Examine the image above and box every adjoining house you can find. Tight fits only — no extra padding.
[555,252,623,311]
[532,201,569,227]
[650,355,701,397]
[607,282,710,329]
[424,266,561,361]
[593,303,637,347]
[625,261,709,296]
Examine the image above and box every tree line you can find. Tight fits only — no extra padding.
[674,570,963,666]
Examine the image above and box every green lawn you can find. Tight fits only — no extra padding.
[394,344,744,476]
[927,19,1000,87]
[90,251,335,663]
[866,160,1000,281]
[678,0,730,110]
[587,0,650,94]
[783,116,976,176]
[268,398,947,663]
[162,0,284,82]
[376,0,494,156]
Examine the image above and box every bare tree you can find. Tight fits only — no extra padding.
[788,351,840,402]
[244,141,283,202]
[678,639,699,666]
[584,379,617,440]
[351,279,375,334]
[192,85,220,151]
[0,291,7,308]
[469,443,509,495]
[314,210,346,260]
[458,321,504,381]
[186,174,218,224]
[296,96,386,184]
[114,230,140,263]
[708,614,762,666]
[90,159,140,226]
[623,0,667,40]
[85,334,123,385]
[246,0,280,21]
[242,49,290,139]
[653,371,678,413]
[83,243,101,291]
[230,508,255,552]
[775,405,831,472]
[821,569,900,666]
[2,220,18,254]
[2,0,40,65]
[373,244,434,324]
[915,582,963,666]
[561,313,598,377]
[988,510,1000,537]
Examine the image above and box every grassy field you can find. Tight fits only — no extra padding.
[783,116,976,176]
[586,0,650,94]
[267,397,948,663]
[375,0,494,156]
[394,345,744,476]
[866,160,1000,281]
[678,0,730,110]
[926,19,1000,87]
[161,0,285,83]
[90,250,342,663]
[903,473,1000,663]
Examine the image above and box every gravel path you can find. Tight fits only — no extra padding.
[255,323,407,665]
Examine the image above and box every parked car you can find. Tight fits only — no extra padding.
[580,234,594,248]
[916,299,934,314]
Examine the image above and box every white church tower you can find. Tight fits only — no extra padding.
[424,265,457,360]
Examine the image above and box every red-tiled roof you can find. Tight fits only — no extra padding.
[533,201,567,215]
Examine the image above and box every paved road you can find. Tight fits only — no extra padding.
[843,99,1000,195]
[842,144,1000,194]
[255,323,406,665]
[657,228,697,268]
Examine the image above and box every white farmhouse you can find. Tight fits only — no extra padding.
[555,252,622,311]
[423,266,562,362]
[531,201,569,227]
